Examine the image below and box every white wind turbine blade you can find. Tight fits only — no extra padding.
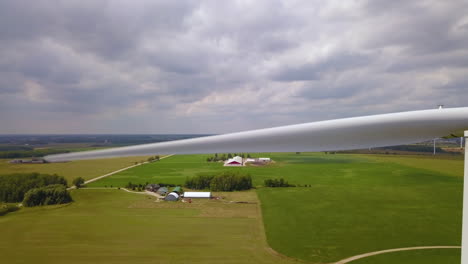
[44,107,468,162]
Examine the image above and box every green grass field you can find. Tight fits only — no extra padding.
[0,189,294,264]
[0,156,149,183]
[88,153,463,263]
[87,153,371,187]
[351,248,461,264]
[0,152,463,263]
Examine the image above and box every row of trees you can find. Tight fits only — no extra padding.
[206,153,252,162]
[264,178,296,187]
[0,173,68,202]
[125,182,176,191]
[23,184,72,207]
[185,172,252,191]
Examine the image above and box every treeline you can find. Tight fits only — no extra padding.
[0,145,34,151]
[185,171,252,191]
[264,178,295,187]
[0,149,69,159]
[125,182,176,191]
[23,184,72,207]
[147,155,160,162]
[206,153,252,162]
[0,173,68,203]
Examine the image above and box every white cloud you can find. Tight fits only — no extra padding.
[0,0,467,133]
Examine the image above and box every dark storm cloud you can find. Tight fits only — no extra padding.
[0,0,467,133]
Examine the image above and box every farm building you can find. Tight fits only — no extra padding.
[244,157,272,165]
[156,187,169,195]
[183,192,211,198]
[165,192,179,201]
[224,156,243,166]
[145,184,160,192]
[172,186,182,194]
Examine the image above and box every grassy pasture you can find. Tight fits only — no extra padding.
[0,156,149,183]
[257,154,463,263]
[0,189,294,264]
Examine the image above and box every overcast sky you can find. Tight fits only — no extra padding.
[1,0,467,134]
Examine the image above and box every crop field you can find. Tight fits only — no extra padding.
[89,153,463,263]
[0,189,294,264]
[0,156,149,183]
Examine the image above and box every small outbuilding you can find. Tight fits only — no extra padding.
[183,192,211,198]
[156,187,169,195]
[259,157,271,162]
[165,192,179,201]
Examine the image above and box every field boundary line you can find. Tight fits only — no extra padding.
[333,245,461,264]
[68,154,174,189]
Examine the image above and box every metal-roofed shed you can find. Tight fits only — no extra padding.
[165,192,179,201]
[172,186,182,194]
[183,192,211,198]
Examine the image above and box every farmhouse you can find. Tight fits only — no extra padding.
[183,192,211,198]
[224,156,243,166]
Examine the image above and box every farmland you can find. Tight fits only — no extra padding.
[0,189,294,264]
[0,152,463,264]
[0,156,149,183]
[88,153,463,263]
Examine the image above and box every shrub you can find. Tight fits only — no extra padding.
[264,178,295,187]
[0,204,20,216]
[72,177,85,188]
